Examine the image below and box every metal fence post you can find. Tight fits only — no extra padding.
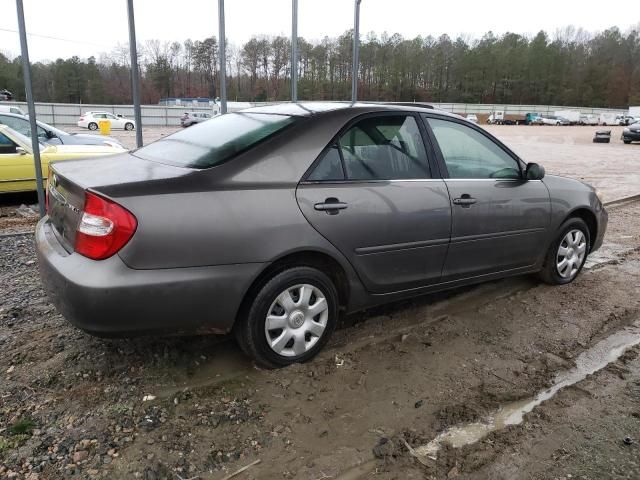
[351,0,362,103]
[127,0,143,147]
[291,0,298,102]
[218,0,227,114]
[16,0,45,217]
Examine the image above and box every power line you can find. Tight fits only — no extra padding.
[0,27,112,49]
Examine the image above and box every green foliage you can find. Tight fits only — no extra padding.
[9,417,35,435]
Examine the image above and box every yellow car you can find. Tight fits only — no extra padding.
[0,124,126,193]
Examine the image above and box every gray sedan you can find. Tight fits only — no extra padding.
[36,102,607,368]
[0,112,123,148]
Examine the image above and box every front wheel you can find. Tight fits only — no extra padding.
[623,140,631,144]
[88,122,98,131]
[235,267,338,368]
[124,122,134,131]
[539,218,590,285]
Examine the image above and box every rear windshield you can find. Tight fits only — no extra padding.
[132,112,297,168]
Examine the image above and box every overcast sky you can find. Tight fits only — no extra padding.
[1,0,637,62]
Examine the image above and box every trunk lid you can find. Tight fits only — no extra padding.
[48,152,194,251]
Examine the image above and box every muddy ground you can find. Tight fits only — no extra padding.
[1,201,640,480]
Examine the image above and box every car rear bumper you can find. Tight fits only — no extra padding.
[36,217,264,337]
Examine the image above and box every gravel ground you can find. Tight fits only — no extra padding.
[1,199,640,479]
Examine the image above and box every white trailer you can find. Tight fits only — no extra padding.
[554,110,581,124]
[487,110,505,124]
[599,113,619,126]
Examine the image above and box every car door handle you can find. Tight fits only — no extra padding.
[453,194,477,207]
[314,198,348,214]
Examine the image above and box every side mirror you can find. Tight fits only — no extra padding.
[16,146,27,155]
[46,130,56,139]
[526,162,545,180]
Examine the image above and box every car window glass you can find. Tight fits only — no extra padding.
[0,115,29,135]
[338,115,430,180]
[0,132,17,154]
[427,118,521,179]
[106,114,117,119]
[133,112,297,169]
[308,146,344,181]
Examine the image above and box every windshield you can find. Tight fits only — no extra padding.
[132,112,298,168]
[9,128,44,149]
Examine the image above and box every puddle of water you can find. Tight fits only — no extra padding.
[412,320,640,461]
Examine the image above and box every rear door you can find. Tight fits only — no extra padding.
[296,113,451,293]
[423,115,550,281]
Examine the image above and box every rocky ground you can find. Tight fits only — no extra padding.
[1,200,639,480]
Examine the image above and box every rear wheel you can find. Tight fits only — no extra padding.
[539,218,590,285]
[235,267,338,368]
[88,122,98,131]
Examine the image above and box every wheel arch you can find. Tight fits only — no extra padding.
[234,249,351,329]
[566,207,597,248]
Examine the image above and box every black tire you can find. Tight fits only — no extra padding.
[538,217,590,285]
[623,140,631,144]
[125,122,134,131]
[235,266,339,369]
[88,122,98,131]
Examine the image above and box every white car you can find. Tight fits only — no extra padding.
[78,111,136,131]
[466,114,478,123]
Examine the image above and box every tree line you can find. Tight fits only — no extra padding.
[1,25,639,108]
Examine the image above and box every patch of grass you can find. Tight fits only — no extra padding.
[0,434,30,452]
[9,418,35,435]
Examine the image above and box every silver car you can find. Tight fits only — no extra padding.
[36,102,607,368]
[181,111,213,127]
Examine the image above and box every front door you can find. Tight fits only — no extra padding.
[0,131,39,193]
[296,113,451,293]
[424,116,550,281]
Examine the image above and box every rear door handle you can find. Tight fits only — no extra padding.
[314,198,348,214]
[453,194,477,207]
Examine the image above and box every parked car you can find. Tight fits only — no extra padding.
[618,115,636,126]
[0,89,13,101]
[78,111,136,131]
[0,104,26,116]
[36,102,607,368]
[0,125,125,193]
[465,114,478,124]
[539,115,569,126]
[181,111,214,127]
[622,121,640,144]
[0,112,123,148]
[599,113,619,126]
[579,114,598,126]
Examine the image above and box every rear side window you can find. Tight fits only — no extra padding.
[339,115,430,180]
[133,113,297,169]
[308,114,430,181]
[0,115,29,135]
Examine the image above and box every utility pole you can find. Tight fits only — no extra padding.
[291,0,298,102]
[16,0,45,217]
[127,0,143,147]
[351,0,362,103]
[218,0,228,114]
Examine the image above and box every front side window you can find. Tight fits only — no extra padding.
[338,115,430,180]
[133,112,297,169]
[427,118,521,179]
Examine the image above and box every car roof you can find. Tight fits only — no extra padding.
[240,101,460,119]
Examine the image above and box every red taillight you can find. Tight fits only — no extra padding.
[75,192,137,260]
[79,116,84,121]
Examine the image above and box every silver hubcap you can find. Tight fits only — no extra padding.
[556,229,587,279]
[265,284,329,357]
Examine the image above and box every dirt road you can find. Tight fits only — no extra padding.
[1,202,640,480]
